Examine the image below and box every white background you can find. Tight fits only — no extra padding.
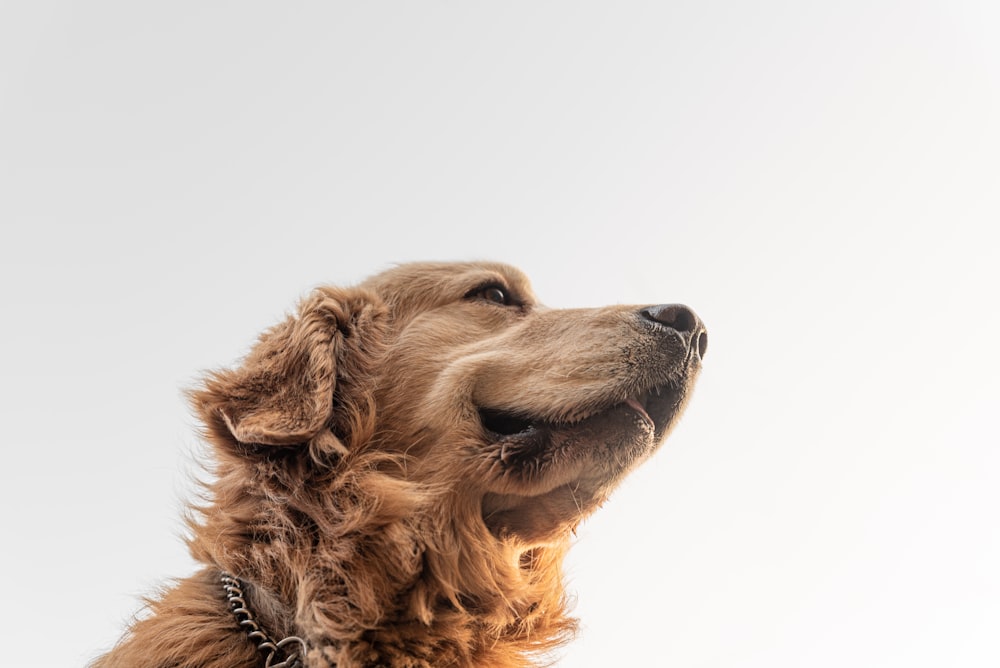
[2,2,998,666]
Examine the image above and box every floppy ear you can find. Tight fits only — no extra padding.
[191,286,386,454]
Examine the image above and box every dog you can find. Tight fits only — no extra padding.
[93,261,706,668]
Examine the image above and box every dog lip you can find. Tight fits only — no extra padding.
[478,407,537,438]
[479,381,677,441]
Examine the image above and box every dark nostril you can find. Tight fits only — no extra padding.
[641,304,698,334]
[641,303,708,359]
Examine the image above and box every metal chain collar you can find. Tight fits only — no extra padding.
[220,573,308,668]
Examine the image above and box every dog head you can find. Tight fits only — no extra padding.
[362,262,706,544]
[192,261,705,548]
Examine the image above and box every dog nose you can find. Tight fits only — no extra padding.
[640,304,708,359]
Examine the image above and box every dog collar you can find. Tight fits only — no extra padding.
[220,573,308,668]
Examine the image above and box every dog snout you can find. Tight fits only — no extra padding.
[640,304,708,359]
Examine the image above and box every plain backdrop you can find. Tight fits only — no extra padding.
[2,2,998,667]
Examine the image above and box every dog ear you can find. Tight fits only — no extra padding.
[191,287,386,454]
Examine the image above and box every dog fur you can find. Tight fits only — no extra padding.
[92,261,706,667]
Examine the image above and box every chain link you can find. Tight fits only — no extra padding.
[221,573,308,668]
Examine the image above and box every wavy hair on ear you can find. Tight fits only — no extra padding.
[188,286,388,465]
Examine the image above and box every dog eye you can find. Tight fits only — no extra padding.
[481,287,508,304]
[470,285,510,305]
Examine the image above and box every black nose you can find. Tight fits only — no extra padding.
[640,304,708,359]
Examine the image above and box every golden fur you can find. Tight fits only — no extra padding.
[93,261,706,667]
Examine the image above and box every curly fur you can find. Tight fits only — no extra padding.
[92,262,705,667]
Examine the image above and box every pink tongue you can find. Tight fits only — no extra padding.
[625,397,653,424]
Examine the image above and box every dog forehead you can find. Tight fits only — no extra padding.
[361,261,537,309]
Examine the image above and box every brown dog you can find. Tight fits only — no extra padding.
[93,261,706,668]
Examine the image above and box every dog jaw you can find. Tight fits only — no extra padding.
[476,373,698,542]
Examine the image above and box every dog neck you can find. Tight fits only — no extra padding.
[188,455,578,667]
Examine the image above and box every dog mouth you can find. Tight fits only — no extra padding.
[477,381,690,541]
[479,382,677,444]
[476,380,686,483]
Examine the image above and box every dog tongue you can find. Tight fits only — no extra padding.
[624,397,653,424]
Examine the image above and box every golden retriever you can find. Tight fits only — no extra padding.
[93,261,706,668]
